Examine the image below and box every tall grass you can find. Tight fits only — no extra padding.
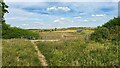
[37,33,118,66]
[0,39,2,67]
[2,39,40,66]
[2,29,119,66]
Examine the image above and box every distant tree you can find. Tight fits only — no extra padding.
[52,29,54,31]
[55,28,57,31]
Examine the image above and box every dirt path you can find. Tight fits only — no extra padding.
[31,41,48,66]
[30,39,59,42]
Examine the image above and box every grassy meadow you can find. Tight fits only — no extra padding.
[36,29,119,66]
[2,39,40,66]
[1,1,119,66]
[2,28,119,66]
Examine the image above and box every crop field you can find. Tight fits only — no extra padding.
[2,29,119,66]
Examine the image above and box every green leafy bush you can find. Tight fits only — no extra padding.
[90,17,120,43]
[2,22,39,40]
[90,27,110,42]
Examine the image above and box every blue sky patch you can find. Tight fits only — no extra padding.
[5,2,118,29]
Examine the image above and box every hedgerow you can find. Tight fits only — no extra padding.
[2,22,39,40]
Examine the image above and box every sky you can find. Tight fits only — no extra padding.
[5,1,118,29]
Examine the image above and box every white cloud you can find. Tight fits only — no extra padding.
[7,17,30,20]
[54,19,60,23]
[54,18,69,23]
[22,24,28,26]
[20,22,46,29]
[47,6,71,12]
[91,14,95,16]
[83,20,89,22]
[96,14,106,17]
[71,21,74,22]
[91,14,106,17]
[60,18,65,20]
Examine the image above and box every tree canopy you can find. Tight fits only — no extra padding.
[0,0,8,22]
[90,17,120,44]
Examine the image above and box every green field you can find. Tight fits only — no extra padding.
[2,29,119,66]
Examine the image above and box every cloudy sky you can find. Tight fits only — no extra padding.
[5,1,118,29]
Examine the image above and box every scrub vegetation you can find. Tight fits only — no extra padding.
[2,39,40,66]
[1,1,119,66]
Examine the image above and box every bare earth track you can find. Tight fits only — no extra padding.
[30,40,48,66]
[30,40,59,42]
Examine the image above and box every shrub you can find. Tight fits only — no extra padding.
[90,27,110,42]
[90,17,120,43]
[2,22,39,40]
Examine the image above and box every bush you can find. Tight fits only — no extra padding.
[90,27,110,42]
[90,17,120,43]
[2,22,39,40]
